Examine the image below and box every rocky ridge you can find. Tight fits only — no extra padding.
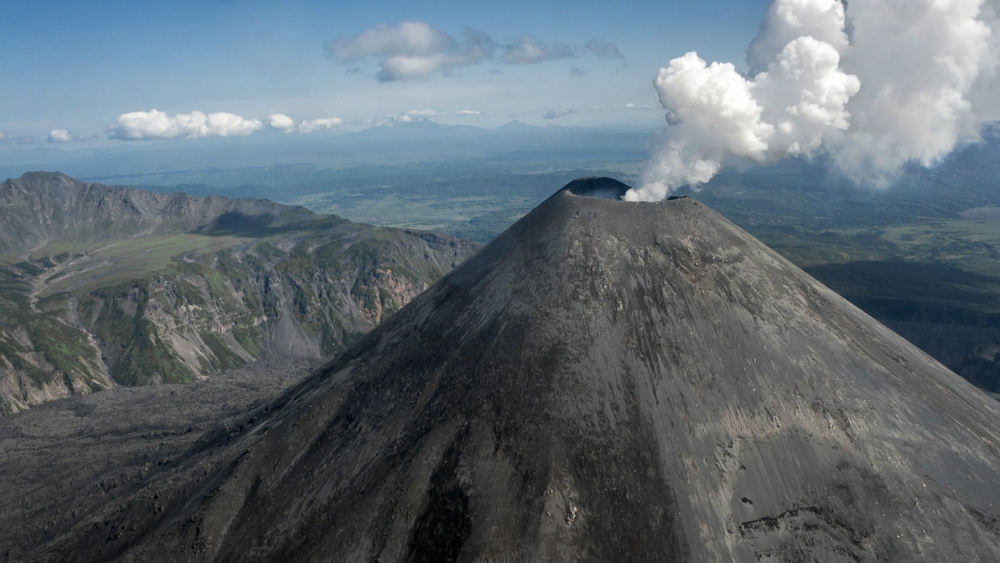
[0,172,480,412]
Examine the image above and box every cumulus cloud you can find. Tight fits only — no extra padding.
[47,129,73,143]
[502,38,574,64]
[326,21,624,79]
[585,39,625,59]
[630,0,1000,201]
[374,109,489,126]
[268,113,296,133]
[327,20,452,60]
[542,108,575,119]
[625,103,654,109]
[298,117,344,134]
[325,21,493,81]
[108,109,263,140]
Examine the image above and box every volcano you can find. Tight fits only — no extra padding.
[10,178,1000,562]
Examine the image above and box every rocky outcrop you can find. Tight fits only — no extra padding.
[0,172,299,254]
[0,173,481,412]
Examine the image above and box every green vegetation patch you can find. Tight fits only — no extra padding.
[40,234,251,297]
[14,261,44,276]
[200,331,247,372]
[232,325,261,357]
[86,281,195,385]
[27,319,97,383]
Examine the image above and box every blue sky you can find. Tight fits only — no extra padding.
[0,0,771,143]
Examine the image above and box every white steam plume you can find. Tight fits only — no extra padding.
[747,0,849,75]
[829,0,992,185]
[629,0,999,201]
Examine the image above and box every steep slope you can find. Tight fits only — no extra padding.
[5,178,1000,562]
[0,172,306,254]
[0,172,480,412]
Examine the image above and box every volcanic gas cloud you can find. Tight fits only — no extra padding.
[627,0,1000,202]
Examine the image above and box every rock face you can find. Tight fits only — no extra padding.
[7,178,1000,562]
[0,172,480,412]
[0,172,293,254]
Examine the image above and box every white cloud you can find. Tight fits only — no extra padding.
[585,39,625,59]
[326,21,493,81]
[268,113,296,133]
[325,21,622,80]
[542,108,575,119]
[502,38,574,64]
[0,132,34,144]
[456,109,481,115]
[268,113,343,134]
[372,110,448,127]
[327,21,454,60]
[298,117,344,134]
[108,109,263,140]
[632,0,998,200]
[47,129,73,143]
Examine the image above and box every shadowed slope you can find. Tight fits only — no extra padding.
[11,179,1000,562]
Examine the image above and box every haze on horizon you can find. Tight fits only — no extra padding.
[3,0,1000,201]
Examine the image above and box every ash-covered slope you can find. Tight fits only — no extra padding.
[11,178,1000,562]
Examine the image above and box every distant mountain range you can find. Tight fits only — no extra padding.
[0,120,653,185]
[0,172,480,412]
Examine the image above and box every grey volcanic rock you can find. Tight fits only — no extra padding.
[0,172,297,253]
[7,178,1000,562]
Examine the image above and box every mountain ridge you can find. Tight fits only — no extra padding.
[7,178,999,561]
[0,172,480,412]
[0,171,320,254]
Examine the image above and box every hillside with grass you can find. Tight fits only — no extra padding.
[0,173,480,412]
